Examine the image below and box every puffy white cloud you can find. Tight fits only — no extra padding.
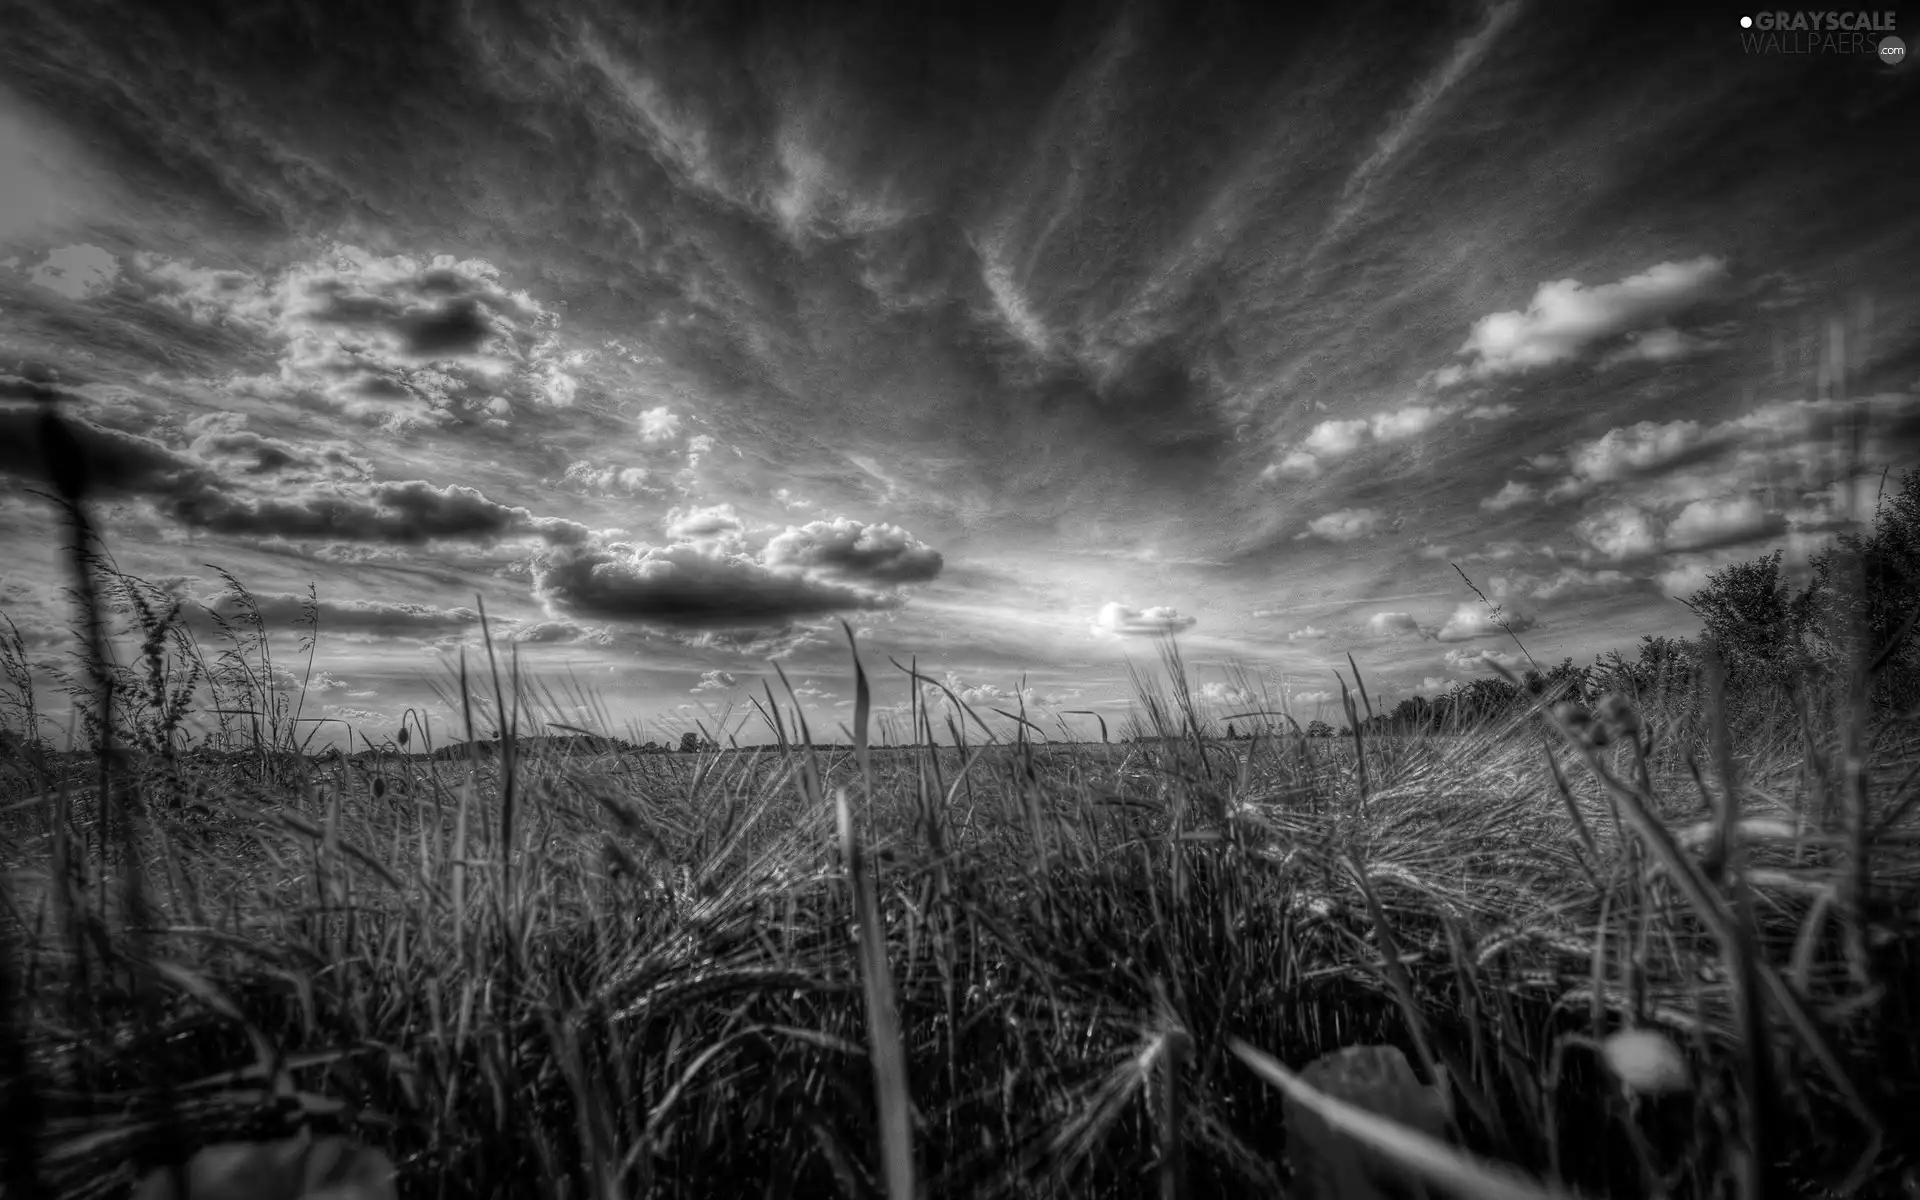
[1368,405,1446,442]
[691,669,738,693]
[1480,480,1538,512]
[1574,504,1662,561]
[1304,419,1370,458]
[1599,326,1709,369]
[1196,681,1255,706]
[639,405,683,443]
[28,243,119,301]
[1263,449,1321,479]
[1446,256,1726,380]
[1091,602,1197,637]
[1286,625,1327,641]
[763,518,944,584]
[1291,690,1334,705]
[1366,612,1421,636]
[1568,419,1708,483]
[1443,647,1521,672]
[1434,601,1535,642]
[1664,495,1782,550]
[556,461,657,497]
[665,503,745,542]
[1306,508,1381,542]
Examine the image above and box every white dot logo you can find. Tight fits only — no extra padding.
[1881,36,1907,66]
[1740,15,1753,27]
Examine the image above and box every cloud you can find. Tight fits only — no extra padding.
[512,620,596,644]
[182,591,483,638]
[1574,504,1662,561]
[1443,647,1521,672]
[1479,481,1538,512]
[0,403,589,549]
[534,540,911,629]
[1466,403,1516,420]
[1304,419,1369,458]
[1196,681,1255,706]
[691,669,739,693]
[131,244,586,432]
[532,516,942,633]
[1,403,571,549]
[1525,567,1635,600]
[1305,508,1381,542]
[1418,677,1451,695]
[29,244,120,301]
[1655,549,1757,599]
[1091,602,1198,638]
[639,405,683,443]
[1444,256,1727,381]
[0,406,569,549]
[185,421,370,480]
[1279,406,1456,476]
[665,503,745,542]
[1366,612,1421,636]
[1291,690,1334,705]
[763,518,944,584]
[1434,601,1535,643]
[1368,405,1446,442]
[944,672,1035,708]
[1599,326,1710,369]
[1567,419,1709,484]
[1286,625,1327,641]
[1263,449,1321,479]
[556,461,657,497]
[1663,495,1784,551]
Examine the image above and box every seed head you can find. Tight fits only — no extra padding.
[1601,1028,1690,1096]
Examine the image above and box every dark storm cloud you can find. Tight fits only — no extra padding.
[302,279,523,360]
[171,480,590,546]
[532,541,902,629]
[0,395,209,495]
[186,425,370,477]
[0,399,587,546]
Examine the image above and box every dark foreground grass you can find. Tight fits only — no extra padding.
[2,567,1917,1200]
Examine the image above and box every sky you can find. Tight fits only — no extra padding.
[1,0,1917,749]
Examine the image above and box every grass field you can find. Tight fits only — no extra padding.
[3,497,1919,1198]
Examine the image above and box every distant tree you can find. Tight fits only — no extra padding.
[678,731,701,753]
[1390,694,1435,733]
[1806,467,1920,711]
[1305,719,1334,738]
[1226,722,1238,740]
[1523,657,1595,705]
[1679,548,1822,694]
